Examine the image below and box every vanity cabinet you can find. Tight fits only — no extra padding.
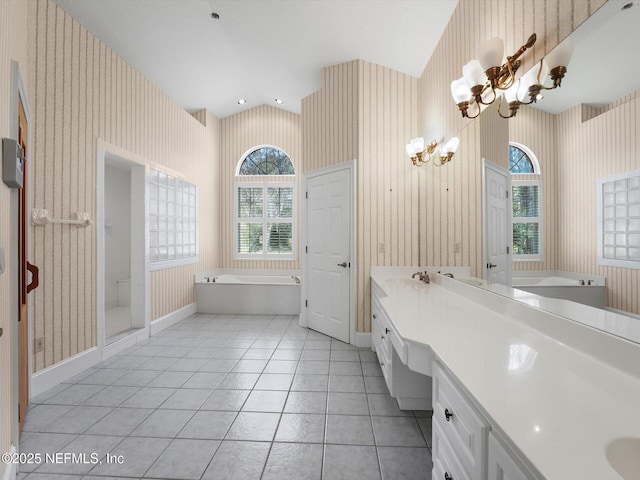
[432,360,540,480]
[433,361,489,480]
[371,281,431,410]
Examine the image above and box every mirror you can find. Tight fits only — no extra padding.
[475,0,640,344]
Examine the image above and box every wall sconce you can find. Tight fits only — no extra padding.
[452,33,573,120]
[438,137,460,165]
[406,137,459,167]
[497,39,574,118]
[450,34,536,119]
[405,137,437,166]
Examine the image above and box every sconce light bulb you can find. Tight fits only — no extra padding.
[410,137,425,153]
[444,137,460,154]
[504,81,520,103]
[451,77,472,103]
[546,37,574,69]
[405,143,414,157]
[477,37,505,71]
[463,60,488,89]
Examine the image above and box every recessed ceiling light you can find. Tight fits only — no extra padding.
[237,99,247,105]
[275,98,283,104]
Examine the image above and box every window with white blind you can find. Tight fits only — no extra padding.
[235,146,295,260]
[148,169,198,270]
[512,180,542,260]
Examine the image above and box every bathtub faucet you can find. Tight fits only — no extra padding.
[412,271,431,284]
[443,272,455,278]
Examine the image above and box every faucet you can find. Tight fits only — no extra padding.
[443,272,454,278]
[411,271,431,284]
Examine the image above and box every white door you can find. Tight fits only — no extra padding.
[483,160,512,285]
[305,166,352,343]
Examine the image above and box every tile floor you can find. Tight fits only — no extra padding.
[19,314,433,480]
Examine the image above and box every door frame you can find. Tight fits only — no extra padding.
[301,160,357,344]
[481,158,512,283]
[9,61,33,442]
[96,139,149,356]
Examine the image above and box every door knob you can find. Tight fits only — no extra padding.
[486,263,497,269]
[337,262,348,268]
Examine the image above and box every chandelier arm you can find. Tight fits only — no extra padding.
[467,102,482,119]
[497,59,517,91]
[477,84,497,105]
[497,96,512,119]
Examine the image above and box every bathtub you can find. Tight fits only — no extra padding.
[196,272,301,315]
[511,271,606,308]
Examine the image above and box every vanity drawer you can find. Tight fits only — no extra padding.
[371,306,382,354]
[378,342,393,394]
[433,361,489,480]
[432,421,471,480]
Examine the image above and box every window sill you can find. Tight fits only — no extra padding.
[150,256,198,271]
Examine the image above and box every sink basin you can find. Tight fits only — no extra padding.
[606,437,640,479]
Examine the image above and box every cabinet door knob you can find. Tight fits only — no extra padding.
[381,335,385,340]
[373,314,377,319]
[444,408,454,421]
[444,473,453,480]
[385,328,390,334]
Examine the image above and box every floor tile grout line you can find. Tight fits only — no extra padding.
[23,314,430,479]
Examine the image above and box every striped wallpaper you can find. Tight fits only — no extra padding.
[220,104,301,271]
[0,0,29,470]
[27,0,220,372]
[509,97,640,317]
[509,105,559,272]
[301,0,605,333]
[556,95,640,316]
[302,60,420,333]
[0,0,619,466]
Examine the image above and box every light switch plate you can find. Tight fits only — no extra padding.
[0,247,5,275]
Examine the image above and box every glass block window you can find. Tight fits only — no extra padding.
[598,170,640,269]
[512,181,542,260]
[148,169,198,270]
[235,146,296,261]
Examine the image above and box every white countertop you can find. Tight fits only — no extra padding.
[371,267,640,480]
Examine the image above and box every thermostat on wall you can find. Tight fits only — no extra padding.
[3,137,25,188]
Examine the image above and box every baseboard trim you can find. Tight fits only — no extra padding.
[102,327,149,360]
[2,444,17,480]
[355,332,371,348]
[31,303,196,399]
[150,302,196,336]
[31,347,100,400]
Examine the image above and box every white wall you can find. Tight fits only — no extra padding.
[104,164,131,309]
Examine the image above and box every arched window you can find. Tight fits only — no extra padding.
[235,146,296,260]
[509,142,542,260]
[509,142,540,174]
[237,146,295,176]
